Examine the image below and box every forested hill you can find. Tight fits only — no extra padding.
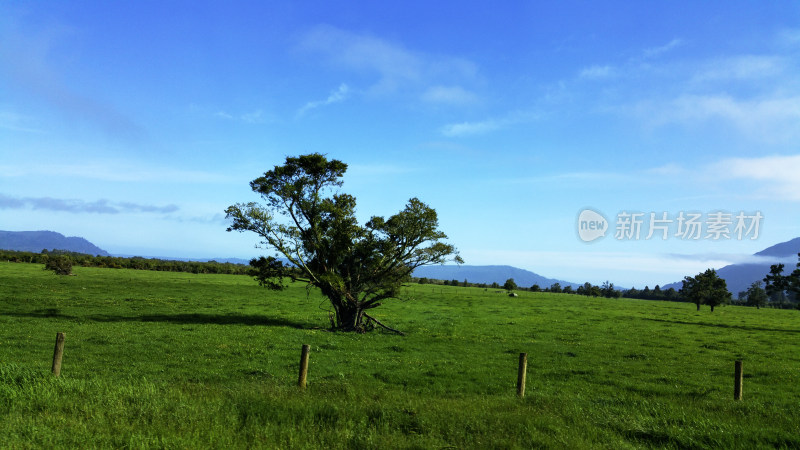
[663,237,800,295]
[0,231,110,256]
[413,264,579,289]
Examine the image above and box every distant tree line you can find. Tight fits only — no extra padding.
[0,249,250,275]
[415,255,800,312]
[750,253,800,310]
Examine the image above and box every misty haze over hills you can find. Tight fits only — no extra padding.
[663,237,800,295]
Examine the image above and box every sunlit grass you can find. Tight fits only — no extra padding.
[1,262,798,448]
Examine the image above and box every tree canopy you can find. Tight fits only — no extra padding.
[680,268,731,312]
[225,153,461,333]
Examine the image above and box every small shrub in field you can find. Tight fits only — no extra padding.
[44,255,73,275]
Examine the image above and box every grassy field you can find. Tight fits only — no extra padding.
[1,261,798,448]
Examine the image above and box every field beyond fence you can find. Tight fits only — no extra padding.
[1,261,798,448]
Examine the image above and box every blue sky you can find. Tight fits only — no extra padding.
[2,1,800,287]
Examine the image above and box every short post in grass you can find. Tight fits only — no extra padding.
[734,360,743,400]
[298,344,310,389]
[52,332,66,377]
[517,352,528,398]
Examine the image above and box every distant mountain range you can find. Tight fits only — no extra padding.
[663,237,800,295]
[413,264,580,289]
[0,230,110,256]
[2,229,797,296]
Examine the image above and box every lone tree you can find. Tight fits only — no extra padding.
[43,254,73,276]
[503,278,517,292]
[680,268,731,312]
[745,281,768,309]
[225,153,461,333]
[764,263,789,308]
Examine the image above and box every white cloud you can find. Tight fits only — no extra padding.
[0,15,144,141]
[579,65,616,79]
[0,193,178,214]
[692,55,786,82]
[0,161,235,184]
[421,85,478,105]
[440,119,502,137]
[0,110,45,133]
[466,248,736,287]
[215,109,270,124]
[296,83,350,117]
[777,28,800,46]
[440,111,539,137]
[715,154,800,201]
[645,163,687,177]
[298,25,477,95]
[643,38,684,58]
[638,94,800,143]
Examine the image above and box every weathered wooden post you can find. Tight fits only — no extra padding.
[52,332,66,377]
[517,352,527,397]
[298,344,310,389]
[734,360,743,400]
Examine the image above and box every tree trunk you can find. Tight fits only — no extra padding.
[334,303,365,332]
[710,304,715,312]
[696,302,701,311]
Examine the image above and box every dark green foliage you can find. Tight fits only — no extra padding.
[503,278,517,292]
[0,249,249,275]
[764,263,789,308]
[600,280,620,298]
[43,254,73,275]
[248,256,294,290]
[577,282,600,297]
[745,281,768,309]
[226,153,460,332]
[680,269,732,312]
[764,254,800,309]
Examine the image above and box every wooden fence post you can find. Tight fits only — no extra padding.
[734,360,743,400]
[52,332,65,377]
[298,344,310,389]
[517,352,528,397]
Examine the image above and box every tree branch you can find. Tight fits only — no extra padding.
[363,313,405,336]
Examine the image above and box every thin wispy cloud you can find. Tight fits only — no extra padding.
[440,111,538,137]
[441,119,502,137]
[0,162,235,184]
[214,109,271,124]
[579,65,616,79]
[643,38,684,58]
[0,193,179,214]
[298,25,478,96]
[691,55,786,83]
[715,154,800,202]
[501,154,800,204]
[642,94,800,143]
[0,110,46,133]
[0,15,144,141]
[421,85,478,105]
[296,83,350,117]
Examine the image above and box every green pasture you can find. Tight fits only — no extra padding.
[0,262,798,448]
